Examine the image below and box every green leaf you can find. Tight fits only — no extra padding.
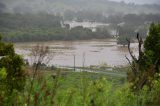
[0,67,7,80]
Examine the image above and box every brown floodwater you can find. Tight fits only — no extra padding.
[14,39,138,67]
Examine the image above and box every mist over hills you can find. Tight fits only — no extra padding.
[0,0,160,15]
[0,0,160,43]
[110,0,160,5]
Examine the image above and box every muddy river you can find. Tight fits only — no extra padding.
[15,39,138,67]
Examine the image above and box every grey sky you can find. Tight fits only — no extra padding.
[0,0,160,14]
[110,0,160,4]
[1,0,160,5]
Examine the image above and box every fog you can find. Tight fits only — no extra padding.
[110,0,160,4]
[0,0,160,15]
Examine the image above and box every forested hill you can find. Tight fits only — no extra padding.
[0,13,112,42]
[0,12,160,42]
[1,0,160,15]
[0,0,160,42]
[0,13,62,30]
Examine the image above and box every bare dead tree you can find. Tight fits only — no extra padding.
[126,33,143,76]
[27,44,52,106]
[126,33,157,90]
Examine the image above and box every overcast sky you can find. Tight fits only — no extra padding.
[1,0,160,5]
[110,0,160,4]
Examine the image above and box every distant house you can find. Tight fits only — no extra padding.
[63,21,109,32]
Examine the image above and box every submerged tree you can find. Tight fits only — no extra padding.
[117,36,129,46]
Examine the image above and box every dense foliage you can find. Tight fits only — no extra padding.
[0,69,160,106]
[0,13,112,42]
[0,34,26,104]
[144,23,160,71]
[0,13,160,42]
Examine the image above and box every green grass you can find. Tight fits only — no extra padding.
[1,69,160,106]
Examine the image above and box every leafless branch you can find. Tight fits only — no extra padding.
[126,38,137,61]
[125,55,136,75]
[27,44,52,106]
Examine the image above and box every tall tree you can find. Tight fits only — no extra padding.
[144,23,160,71]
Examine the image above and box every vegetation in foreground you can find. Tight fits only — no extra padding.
[0,68,160,106]
[0,23,160,106]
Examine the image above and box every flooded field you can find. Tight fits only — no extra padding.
[15,39,138,67]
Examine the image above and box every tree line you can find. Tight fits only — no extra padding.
[0,13,111,42]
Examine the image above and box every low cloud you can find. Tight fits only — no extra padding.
[110,0,160,4]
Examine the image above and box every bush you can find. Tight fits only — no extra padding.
[0,34,26,97]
